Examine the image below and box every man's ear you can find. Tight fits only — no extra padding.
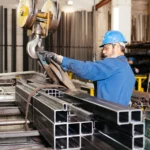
[116,43,121,51]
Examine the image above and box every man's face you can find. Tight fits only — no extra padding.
[102,44,115,58]
[128,60,134,65]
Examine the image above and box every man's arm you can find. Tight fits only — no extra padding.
[61,57,121,81]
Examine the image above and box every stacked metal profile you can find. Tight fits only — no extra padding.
[16,82,145,150]
[63,92,145,150]
[16,83,93,150]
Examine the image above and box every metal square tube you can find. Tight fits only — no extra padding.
[69,137,80,149]
[63,92,130,125]
[130,109,142,123]
[68,123,80,136]
[81,121,93,135]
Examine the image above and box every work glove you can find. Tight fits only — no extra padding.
[40,51,63,64]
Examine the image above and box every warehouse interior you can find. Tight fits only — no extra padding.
[0,0,149,149]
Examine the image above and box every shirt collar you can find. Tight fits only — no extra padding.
[117,55,126,60]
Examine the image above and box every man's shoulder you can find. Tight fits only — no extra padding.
[96,57,128,69]
[102,57,127,64]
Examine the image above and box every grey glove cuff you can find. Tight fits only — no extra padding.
[56,55,63,64]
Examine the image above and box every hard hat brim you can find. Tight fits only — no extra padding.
[99,44,104,48]
[99,41,127,48]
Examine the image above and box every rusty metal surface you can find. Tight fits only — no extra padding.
[131,90,150,108]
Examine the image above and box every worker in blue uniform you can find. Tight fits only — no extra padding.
[128,57,139,74]
[41,30,135,106]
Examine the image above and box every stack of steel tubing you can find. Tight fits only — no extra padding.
[61,92,145,150]
[16,81,144,150]
[131,90,150,108]
[16,84,93,150]
[0,85,49,149]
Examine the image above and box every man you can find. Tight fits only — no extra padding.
[42,30,135,106]
[128,57,139,74]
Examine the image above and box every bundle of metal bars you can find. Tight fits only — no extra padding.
[0,79,51,149]
[63,92,144,150]
[126,42,150,55]
[16,83,93,149]
[15,77,144,150]
[131,90,150,109]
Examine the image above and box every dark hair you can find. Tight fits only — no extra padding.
[112,43,125,52]
[120,45,125,52]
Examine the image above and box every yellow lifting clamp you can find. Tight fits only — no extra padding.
[90,88,95,96]
[135,75,147,92]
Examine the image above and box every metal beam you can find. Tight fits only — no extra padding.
[95,0,111,10]
[0,130,40,138]
[0,107,20,116]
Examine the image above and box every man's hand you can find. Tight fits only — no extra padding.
[134,68,139,74]
[39,51,63,64]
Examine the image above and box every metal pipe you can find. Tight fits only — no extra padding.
[0,120,30,126]
[0,6,3,73]
[4,8,7,72]
[0,99,15,107]
[0,95,15,100]
[11,9,16,72]
[23,28,29,71]
[0,130,40,138]
[0,107,20,116]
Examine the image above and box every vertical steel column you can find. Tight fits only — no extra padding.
[66,13,71,58]
[11,9,16,72]
[4,8,7,72]
[56,22,60,55]
[70,13,75,59]
[63,12,66,56]
[87,12,93,61]
[148,14,150,41]
[23,28,29,71]
[74,12,78,60]
[0,6,3,73]
[57,15,61,55]
[60,12,65,56]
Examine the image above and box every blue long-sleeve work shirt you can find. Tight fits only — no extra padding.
[61,55,135,106]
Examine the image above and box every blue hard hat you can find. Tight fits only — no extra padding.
[99,30,127,47]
